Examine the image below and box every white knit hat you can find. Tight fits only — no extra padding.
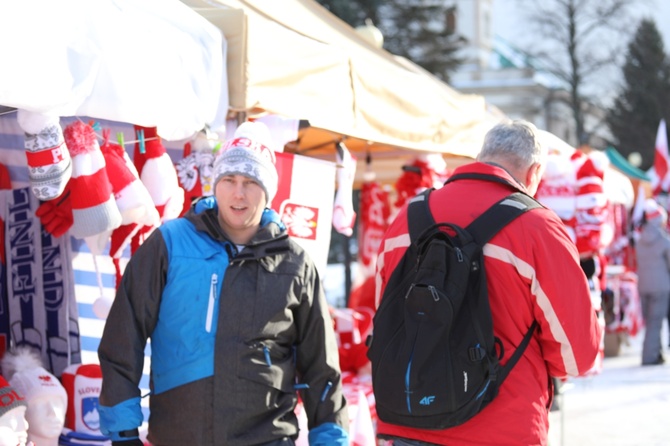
[17,109,72,201]
[1,347,68,409]
[213,121,278,206]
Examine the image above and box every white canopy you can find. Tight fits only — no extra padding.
[0,0,228,140]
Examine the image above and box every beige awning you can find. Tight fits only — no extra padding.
[182,0,498,158]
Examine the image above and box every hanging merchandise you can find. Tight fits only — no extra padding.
[573,150,610,257]
[332,142,357,237]
[126,126,185,266]
[348,162,390,311]
[2,186,80,377]
[0,164,11,359]
[175,127,219,216]
[62,121,122,240]
[100,133,157,227]
[393,154,449,210]
[132,126,184,223]
[99,133,160,298]
[536,150,578,241]
[16,109,71,201]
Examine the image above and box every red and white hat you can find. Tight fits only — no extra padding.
[17,109,72,201]
[100,139,157,226]
[63,121,122,239]
[133,126,184,223]
[0,375,27,419]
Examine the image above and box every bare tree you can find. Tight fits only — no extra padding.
[516,0,642,140]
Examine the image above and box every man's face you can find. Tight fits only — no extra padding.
[215,174,266,244]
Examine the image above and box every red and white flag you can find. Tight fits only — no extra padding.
[631,182,647,228]
[652,119,670,196]
[273,152,335,277]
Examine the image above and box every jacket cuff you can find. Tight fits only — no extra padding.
[99,397,144,437]
[308,422,349,446]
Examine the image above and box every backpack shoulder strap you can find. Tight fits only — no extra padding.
[407,189,435,242]
[465,192,543,378]
[466,192,543,245]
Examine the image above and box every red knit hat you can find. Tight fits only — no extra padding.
[133,125,184,222]
[63,121,122,239]
[100,137,156,226]
[0,375,27,419]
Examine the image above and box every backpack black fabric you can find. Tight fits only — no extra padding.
[366,174,541,429]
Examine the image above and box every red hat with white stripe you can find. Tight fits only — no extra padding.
[100,139,157,226]
[133,126,184,222]
[63,121,122,239]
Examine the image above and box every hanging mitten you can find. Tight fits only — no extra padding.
[35,183,74,238]
[16,109,72,200]
[133,126,184,223]
[63,121,122,239]
[332,142,357,237]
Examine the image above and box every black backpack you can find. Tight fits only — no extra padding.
[366,173,541,429]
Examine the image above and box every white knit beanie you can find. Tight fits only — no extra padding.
[1,347,68,409]
[213,121,278,206]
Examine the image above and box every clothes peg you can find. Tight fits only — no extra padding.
[136,129,146,154]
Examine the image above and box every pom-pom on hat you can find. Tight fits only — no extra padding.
[213,121,278,206]
[1,347,67,409]
[0,375,27,419]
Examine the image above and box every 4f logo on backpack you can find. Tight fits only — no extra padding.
[366,183,540,429]
[419,396,436,406]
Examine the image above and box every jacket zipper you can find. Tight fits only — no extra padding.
[205,273,218,332]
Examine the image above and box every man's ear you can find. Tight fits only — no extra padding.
[525,162,543,192]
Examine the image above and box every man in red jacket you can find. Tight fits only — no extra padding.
[374,120,602,446]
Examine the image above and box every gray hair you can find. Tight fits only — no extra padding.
[477,120,546,171]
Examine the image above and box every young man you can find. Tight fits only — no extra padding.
[374,120,602,445]
[98,122,349,446]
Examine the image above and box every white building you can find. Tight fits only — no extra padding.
[448,0,610,148]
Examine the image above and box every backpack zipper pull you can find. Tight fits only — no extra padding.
[456,247,464,262]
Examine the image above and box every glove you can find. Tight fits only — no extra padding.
[112,441,143,446]
[35,184,73,237]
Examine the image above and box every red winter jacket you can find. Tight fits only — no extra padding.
[374,162,602,446]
